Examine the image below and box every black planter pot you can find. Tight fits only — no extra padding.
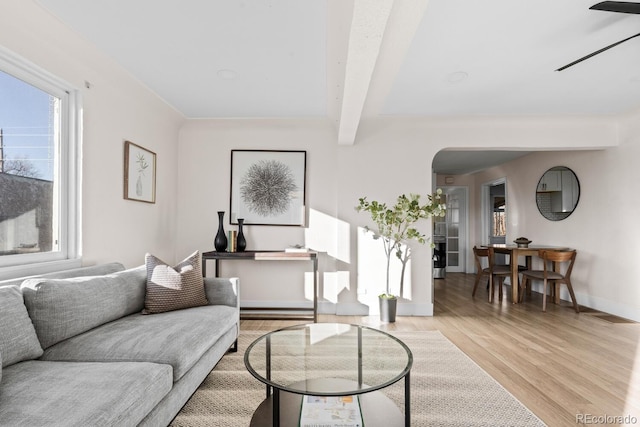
[214,211,227,252]
[379,296,397,323]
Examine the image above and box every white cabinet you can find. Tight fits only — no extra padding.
[537,170,561,192]
[551,170,579,212]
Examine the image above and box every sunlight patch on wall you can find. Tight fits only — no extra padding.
[303,271,315,302]
[314,270,351,303]
[356,227,413,309]
[305,209,350,263]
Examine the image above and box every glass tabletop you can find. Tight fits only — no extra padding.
[244,323,412,396]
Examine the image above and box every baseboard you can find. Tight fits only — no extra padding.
[528,283,640,322]
[241,300,434,317]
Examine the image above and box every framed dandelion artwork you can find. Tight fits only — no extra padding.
[124,140,156,203]
[230,150,306,226]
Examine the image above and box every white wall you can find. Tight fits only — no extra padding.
[177,118,440,316]
[177,119,342,311]
[469,143,640,321]
[1,1,185,268]
[437,110,640,321]
[177,115,619,317]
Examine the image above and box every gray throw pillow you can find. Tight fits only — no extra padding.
[0,286,44,367]
[143,251,208,314]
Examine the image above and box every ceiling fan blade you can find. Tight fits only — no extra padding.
[590,1,640,14]
[556,31,640,71]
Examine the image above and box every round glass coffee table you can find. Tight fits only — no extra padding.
[244,323,412,427]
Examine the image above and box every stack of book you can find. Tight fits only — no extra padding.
[227,230,237,252]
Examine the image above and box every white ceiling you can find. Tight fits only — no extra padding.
[35,0,640,170]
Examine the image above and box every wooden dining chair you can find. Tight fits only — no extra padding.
[472,246,512,303]
[520,250,579,313]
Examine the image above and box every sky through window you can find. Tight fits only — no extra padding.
[0,70,55,181]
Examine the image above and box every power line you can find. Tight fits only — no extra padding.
[1,128,4,173]
[3,158,53,162]
[0,126,51,129]
[0,146,53,149]
[0,134,54,137]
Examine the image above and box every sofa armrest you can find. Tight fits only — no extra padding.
[204,277,239,309]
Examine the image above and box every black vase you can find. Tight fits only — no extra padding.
[214,211,227,252]
[236,218,246,252]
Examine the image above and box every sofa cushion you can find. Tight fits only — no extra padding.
[143,251,208,314]
[0,286,43,367]
[0,262,125,289]
[0,360,172,427]
[21,266,147,349]
[41,304,237,382]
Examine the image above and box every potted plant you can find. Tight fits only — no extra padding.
[356,190,446,322]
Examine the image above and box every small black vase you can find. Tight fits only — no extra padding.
[236,218,246,252]
[214,211,227,252]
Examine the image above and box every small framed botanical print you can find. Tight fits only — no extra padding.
[124,140,156,203]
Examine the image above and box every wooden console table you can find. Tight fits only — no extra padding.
[201,250,318,322]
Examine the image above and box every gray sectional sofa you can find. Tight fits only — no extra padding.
[0,262,240,427]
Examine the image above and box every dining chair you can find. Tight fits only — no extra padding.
[520,250,579,313]
[472,246,512,303]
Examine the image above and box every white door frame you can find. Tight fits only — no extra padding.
[481,176,508,245]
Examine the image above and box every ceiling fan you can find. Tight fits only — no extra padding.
[556,1,640,71]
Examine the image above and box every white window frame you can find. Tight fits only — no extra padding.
[0,46,82,280]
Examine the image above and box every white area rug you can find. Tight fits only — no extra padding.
[171,330,546,426]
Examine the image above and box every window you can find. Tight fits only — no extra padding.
[0,47,80,276]
[492,196,506,237]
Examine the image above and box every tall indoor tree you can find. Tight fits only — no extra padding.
[356,190,446,321]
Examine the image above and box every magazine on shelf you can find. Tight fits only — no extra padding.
[299,395,363,427]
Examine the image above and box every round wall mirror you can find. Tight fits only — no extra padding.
[535,166,580,221]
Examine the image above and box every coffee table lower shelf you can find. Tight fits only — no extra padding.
[249,388,404,427]
[240,307,315,321]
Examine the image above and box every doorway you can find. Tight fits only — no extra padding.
[481,178,508,263]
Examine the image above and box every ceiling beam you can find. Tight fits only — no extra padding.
[326,0,355,134]
[337,0,394,145]
[336,0,430,145]
[361,0,430,118]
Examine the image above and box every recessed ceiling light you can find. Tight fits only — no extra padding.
[217,69,237,80]
[447,71,468,84]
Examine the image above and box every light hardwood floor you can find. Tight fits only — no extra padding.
[241,272,640,427]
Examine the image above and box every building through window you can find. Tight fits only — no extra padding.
[492,196,506,237]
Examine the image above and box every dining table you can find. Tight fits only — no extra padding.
[484,244,572,304]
